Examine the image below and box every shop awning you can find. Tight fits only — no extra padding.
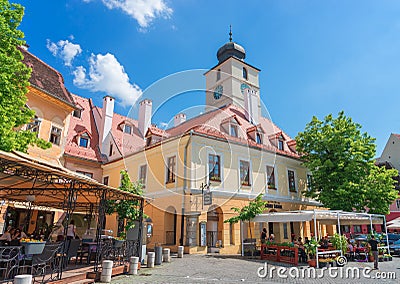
[252,210,384,225]
[0,150,144,211]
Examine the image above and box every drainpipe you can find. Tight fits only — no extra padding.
[181,130,193,246]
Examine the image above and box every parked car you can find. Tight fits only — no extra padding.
[387,233,400,245]
[389,239,400,256]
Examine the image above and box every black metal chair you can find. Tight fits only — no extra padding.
[21,242,64,283]
[63,239,80,266]
[0,246,22,282]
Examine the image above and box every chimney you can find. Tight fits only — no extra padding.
[99,96,114,152]
[174,113,186,127]
[138,99,152,137]
[244,88,259,125]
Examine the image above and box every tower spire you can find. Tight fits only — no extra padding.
[229,25,232,42]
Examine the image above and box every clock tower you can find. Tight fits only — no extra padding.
[205,29,261,124]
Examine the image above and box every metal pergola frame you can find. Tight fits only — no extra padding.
[252,209,389,267]
[0,150,145,280]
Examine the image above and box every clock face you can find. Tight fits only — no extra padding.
[213,85,223,100]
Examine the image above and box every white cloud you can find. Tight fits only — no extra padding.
[101,0,173,28]
[73,53,142,106]
[46,39,82,66]
[159,122,169,129]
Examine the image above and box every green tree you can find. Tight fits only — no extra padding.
[224,194,266,238]
[296,111,397,214]
[0,0,50,152]
[106,170,144,235]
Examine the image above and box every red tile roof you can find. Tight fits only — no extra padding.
[163,104,300,159]
[20,47,75,107]
[64,95,101,162]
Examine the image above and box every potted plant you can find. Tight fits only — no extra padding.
[20,238,46,255]
[113,236,125,248]
[331,233,348,255]
[304,238,318,267]
[368,251,374,262]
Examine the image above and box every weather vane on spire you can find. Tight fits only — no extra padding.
[229,25,232,42]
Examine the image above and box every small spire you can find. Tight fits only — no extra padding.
[229,25,232,42]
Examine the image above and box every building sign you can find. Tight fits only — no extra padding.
[203,191,212,206]
[265,202,282,209]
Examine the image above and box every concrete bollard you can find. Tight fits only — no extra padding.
[128,256,139,275]
[14,275,32,284]
[162,248,171,262]
[100,260,113,283]
[155,246,163,265]
[147,252,155,268]
[177,246,184,258]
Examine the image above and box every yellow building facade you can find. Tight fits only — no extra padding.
[102,38,324,254]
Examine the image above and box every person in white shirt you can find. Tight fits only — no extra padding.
[67,220,76,240]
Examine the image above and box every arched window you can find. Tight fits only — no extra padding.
[242,67,248,80]
[217,69,221,81]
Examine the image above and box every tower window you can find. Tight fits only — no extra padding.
[217,69,221,81]
[242,67,248,80]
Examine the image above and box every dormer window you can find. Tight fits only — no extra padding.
[73,109,82,118]
[79,133,90,148]
[230,125,238,137]
[109,143,113,156]
[256,133,262,144]
[146,137,152,146]
[242,67,248,80]
[217,68,221,81]
[278,140,284,150]
[124,124,132,134]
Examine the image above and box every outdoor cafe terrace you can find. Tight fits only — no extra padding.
[0,150,145,284]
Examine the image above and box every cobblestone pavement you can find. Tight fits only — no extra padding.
[111,254,400,284]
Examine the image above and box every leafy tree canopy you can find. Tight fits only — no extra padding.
[224,194,266,238]
[296,111,397,214]
[0,0,50,152]
[106,170,144,233]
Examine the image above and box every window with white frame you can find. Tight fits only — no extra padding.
[76,170,93,178]
[230,124,238,137]
[288,170,296,192]
[240,160,250,186]
[209,154,221,182]
[266,165,276,189]
[124,124,132,134]
[139,165,147,188]
[256,133,262,144]
[79,133,90,148]
[166,156,176,183]
[278,140,284,150]
[49,126,62,145]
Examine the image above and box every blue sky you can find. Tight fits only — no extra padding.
[16,0,400,155]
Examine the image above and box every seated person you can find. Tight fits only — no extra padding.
[320,236,329,249]
[296,237,307,262]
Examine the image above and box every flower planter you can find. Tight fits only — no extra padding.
[308,259,316,267]
[388,256,393,261]
[113,239,125,248]
[21,241,46,255]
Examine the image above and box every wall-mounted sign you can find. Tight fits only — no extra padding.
[265,202,282,209]
[203,192,212,206]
